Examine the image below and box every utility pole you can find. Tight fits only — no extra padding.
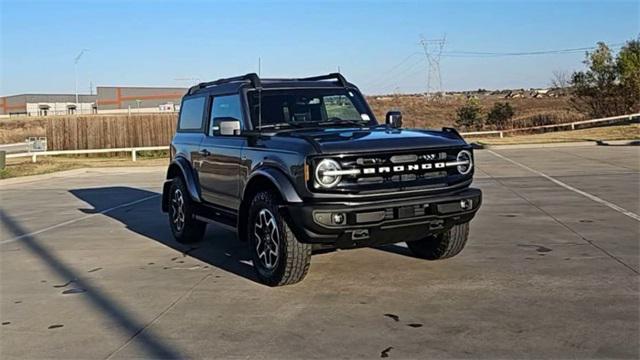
[74,49,89,112]
[258,57,261,76]
[419,35,446,99]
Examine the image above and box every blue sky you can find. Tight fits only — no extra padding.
[1,0,638,95]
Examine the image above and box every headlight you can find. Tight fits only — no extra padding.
[456,150,473,175]
[315,159,342,188]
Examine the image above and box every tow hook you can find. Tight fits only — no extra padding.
[352,229,370,240]
[429,219,445,230]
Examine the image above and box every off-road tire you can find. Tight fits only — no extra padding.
[406,222,469,260]
[168,176,206,244]
[248,190,312,286]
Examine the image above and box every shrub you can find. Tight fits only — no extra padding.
[455,99,483,130]
[486,102,515,129]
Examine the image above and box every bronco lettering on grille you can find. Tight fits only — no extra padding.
[362,162,443,175]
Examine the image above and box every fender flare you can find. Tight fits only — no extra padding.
[162,157,202,212]
[243,167,302,204]
[237,167,302,242]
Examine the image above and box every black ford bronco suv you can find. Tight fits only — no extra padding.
[162,73,481,286]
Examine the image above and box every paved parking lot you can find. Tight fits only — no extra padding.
[1,145,638,359]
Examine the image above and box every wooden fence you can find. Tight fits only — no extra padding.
[45,114,177,150]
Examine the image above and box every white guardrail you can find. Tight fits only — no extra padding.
[2,113,638,163]
[460,113,639,138]
[6,146,169,163]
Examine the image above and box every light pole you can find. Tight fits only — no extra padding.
[74,49,89,113]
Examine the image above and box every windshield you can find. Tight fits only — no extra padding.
[248,88,376,129]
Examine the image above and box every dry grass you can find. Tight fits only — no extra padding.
[468,124,640,145]
[1,156,168,179]
[0,117,46,143]
[366,94,583,129]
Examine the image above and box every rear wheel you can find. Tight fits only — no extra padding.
[248,190,311,286]
[406,223,469,260]
[168,176,206,244]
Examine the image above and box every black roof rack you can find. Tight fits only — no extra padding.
[297,73,348,87]
[188,73,261,95]
[187,72,349,95]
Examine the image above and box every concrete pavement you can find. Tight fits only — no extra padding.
[1,146,638,359]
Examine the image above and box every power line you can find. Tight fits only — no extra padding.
[441,43,625,57]
[360,56,424,91]
[359,52,421,88]
[377,63,428,94]
[375,58,427,93]
[362,40,627,94]
[367,57,425,87]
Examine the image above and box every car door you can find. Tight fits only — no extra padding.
[198,94,246,211]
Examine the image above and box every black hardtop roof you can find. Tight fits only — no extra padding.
[187,73,359,96]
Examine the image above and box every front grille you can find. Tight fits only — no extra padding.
[310,147,471,194]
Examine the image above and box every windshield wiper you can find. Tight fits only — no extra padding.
[258,122,306,129]
[259,119,368,130]
[317,119,368,126]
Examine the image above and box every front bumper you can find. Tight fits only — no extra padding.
[285,187,482,248]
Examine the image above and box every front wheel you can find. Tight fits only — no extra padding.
[406,223,470,260]
[248,190,312,286]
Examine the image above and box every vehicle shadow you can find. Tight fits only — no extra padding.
[373,243,415,257]
[68,187,418,285]
[69,187,260,283]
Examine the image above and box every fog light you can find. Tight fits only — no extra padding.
[332,212,346,225]
[460,199,473,210]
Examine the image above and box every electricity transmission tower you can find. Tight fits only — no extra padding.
[419,35,446,99]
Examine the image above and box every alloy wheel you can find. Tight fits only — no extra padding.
[254,209,280,270]
[171,188,185,232]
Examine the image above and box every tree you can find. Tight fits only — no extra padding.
[455,98,483,129]
[570,40,640,117]
[617,40,640,112]
[550,70,570,89]
[486,102,515,129]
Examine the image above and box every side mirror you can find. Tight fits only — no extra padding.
[212,117,241,136]
[385,111,403,128]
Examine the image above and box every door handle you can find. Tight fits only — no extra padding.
[199,149,211,157]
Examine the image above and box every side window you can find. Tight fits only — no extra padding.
[178,96,205,131]
[209,95,243,135]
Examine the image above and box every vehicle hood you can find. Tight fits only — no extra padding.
[278,127,468,154]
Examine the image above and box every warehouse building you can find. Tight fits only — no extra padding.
[1,86,188,117]
[96,86,187,113]
[0,94,97,116]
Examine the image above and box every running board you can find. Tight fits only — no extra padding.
[194,203,237,230]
